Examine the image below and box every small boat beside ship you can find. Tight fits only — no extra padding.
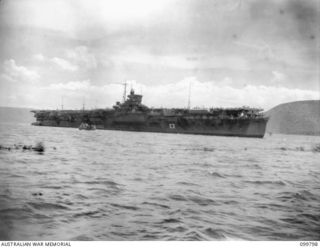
[78,123,96,131]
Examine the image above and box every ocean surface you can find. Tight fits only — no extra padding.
[0,122,319,241]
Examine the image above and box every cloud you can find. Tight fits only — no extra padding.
[233,41,276,61]
[271,70,286,83]
[0,0,173,39]
[32,53,81,74]
[50,57,78,71]
[140,77,319,110]
[0,0,318,109]
[32,46,97,72]
[1,59,40,83]
[28,77,318,110]
[111,50,250,71]
[2,75,318,109]
[31,47,96,72]
[47,80,91,90]
[66,46,97,69]
[33,53,45,62]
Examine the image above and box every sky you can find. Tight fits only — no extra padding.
[0,0,319,110]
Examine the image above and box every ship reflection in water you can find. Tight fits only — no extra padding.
[0,122,319,240]
[31,89,268,138]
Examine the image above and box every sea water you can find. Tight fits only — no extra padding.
[0,123,319,240]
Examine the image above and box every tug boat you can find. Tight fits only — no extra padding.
[79,123,96,131]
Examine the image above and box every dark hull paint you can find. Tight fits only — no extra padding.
[33,117,268,138]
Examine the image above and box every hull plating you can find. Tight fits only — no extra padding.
[33,117,267,138]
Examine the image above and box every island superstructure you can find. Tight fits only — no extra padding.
[31,89,268,138]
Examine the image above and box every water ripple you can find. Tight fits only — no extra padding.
[0,123,319,240]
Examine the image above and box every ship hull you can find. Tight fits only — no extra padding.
[32,115,268,138]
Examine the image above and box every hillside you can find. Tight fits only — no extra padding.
[265,100,320,136]
[0,107,35,124]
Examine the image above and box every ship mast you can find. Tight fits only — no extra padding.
[187,81,191,109]
[112,82,127,103]
[111,83,128,102]
[61,96,64,110]
[123,82,127,103]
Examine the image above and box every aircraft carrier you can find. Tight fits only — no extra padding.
[31,89,268,138]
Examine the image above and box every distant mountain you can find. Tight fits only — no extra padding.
[265,100,320,136]
[0,106,36,124]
